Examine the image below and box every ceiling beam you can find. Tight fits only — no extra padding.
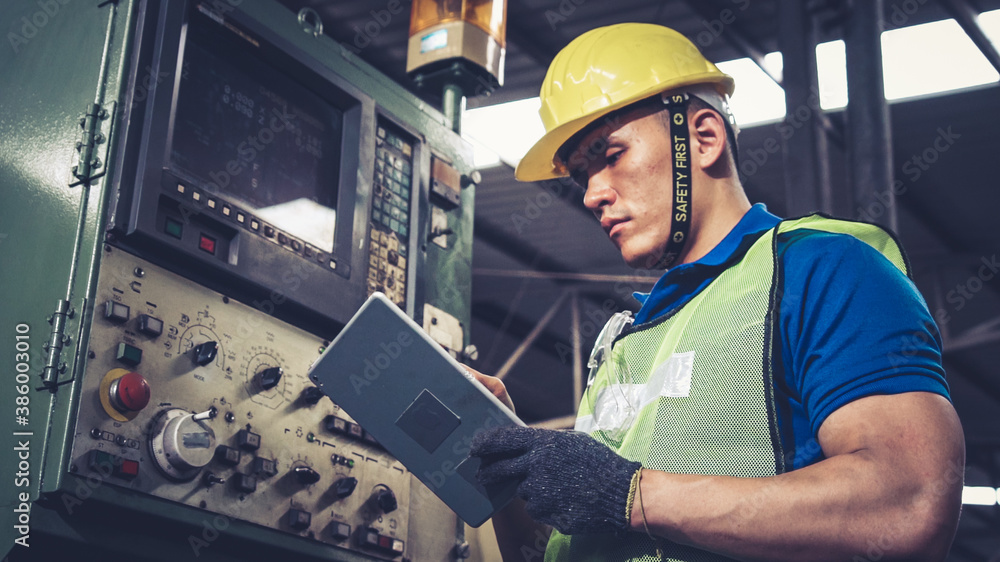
[677,0,783,85]
[896,185,1000,304]
[938,0,1000,76]
[474,216,575,274]
[495,292,570,379]
[471,301,571,364]
[780,0,834,215]
[945,317,1000,353]
[473,215,637,310]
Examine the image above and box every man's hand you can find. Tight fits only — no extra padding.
[470,426,642,535]
[463,364,516,413]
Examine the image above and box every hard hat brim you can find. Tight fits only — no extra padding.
[514,73,735,182]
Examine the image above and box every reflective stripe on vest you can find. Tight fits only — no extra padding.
[545,215,908,562]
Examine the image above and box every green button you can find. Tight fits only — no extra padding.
[116,343,142,367]
[89,450,116,472]
[165,217,183,239]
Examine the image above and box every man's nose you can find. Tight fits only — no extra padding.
[582,174,616,211]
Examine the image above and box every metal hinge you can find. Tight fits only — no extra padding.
[70,101,116,187]
[41,299,75,389]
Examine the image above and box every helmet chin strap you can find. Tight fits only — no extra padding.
[650,92,692,270]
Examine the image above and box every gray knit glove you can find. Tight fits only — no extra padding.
[470,426,642,535]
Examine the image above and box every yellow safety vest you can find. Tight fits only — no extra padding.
[545,215,908,562]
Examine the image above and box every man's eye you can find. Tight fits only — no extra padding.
[606,150,623,165]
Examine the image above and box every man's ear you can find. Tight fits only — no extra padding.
[690,108,729,173]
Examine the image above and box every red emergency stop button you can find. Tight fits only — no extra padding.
[110,371,151,413]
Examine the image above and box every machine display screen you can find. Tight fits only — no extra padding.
[170,8,342,252]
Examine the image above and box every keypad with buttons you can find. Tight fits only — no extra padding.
[368,122,413,307]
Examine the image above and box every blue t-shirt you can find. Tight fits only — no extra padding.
[632,204,949,469]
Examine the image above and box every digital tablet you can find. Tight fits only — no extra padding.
[308,292,523,527]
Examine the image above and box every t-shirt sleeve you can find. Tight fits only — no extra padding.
[777,230,950,436]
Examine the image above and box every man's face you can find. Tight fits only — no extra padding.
[567,107,676,269]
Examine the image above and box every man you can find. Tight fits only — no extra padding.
[468,23,964,561]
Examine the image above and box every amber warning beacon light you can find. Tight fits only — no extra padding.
[407,0,507,100]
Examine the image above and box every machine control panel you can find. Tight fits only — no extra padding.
[72,248,416,559]
[366,119,415,308]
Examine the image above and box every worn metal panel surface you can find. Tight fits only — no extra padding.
[1,0,135,553]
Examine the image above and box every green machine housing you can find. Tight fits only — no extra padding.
[0,0,478,560]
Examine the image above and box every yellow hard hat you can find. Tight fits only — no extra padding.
[515,23,736,182]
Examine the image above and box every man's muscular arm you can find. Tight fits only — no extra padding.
[633,391,964,561]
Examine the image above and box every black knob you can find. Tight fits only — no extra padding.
[293,465,320,485]
[301,386,325,405]
[192,341,218,366]
[258,366,283,390]
[374,487,397,513]
[333,477,358,499]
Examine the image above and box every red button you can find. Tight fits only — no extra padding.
[116,459,140,479]
[115,371,151,412]
[199,234,216,254]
